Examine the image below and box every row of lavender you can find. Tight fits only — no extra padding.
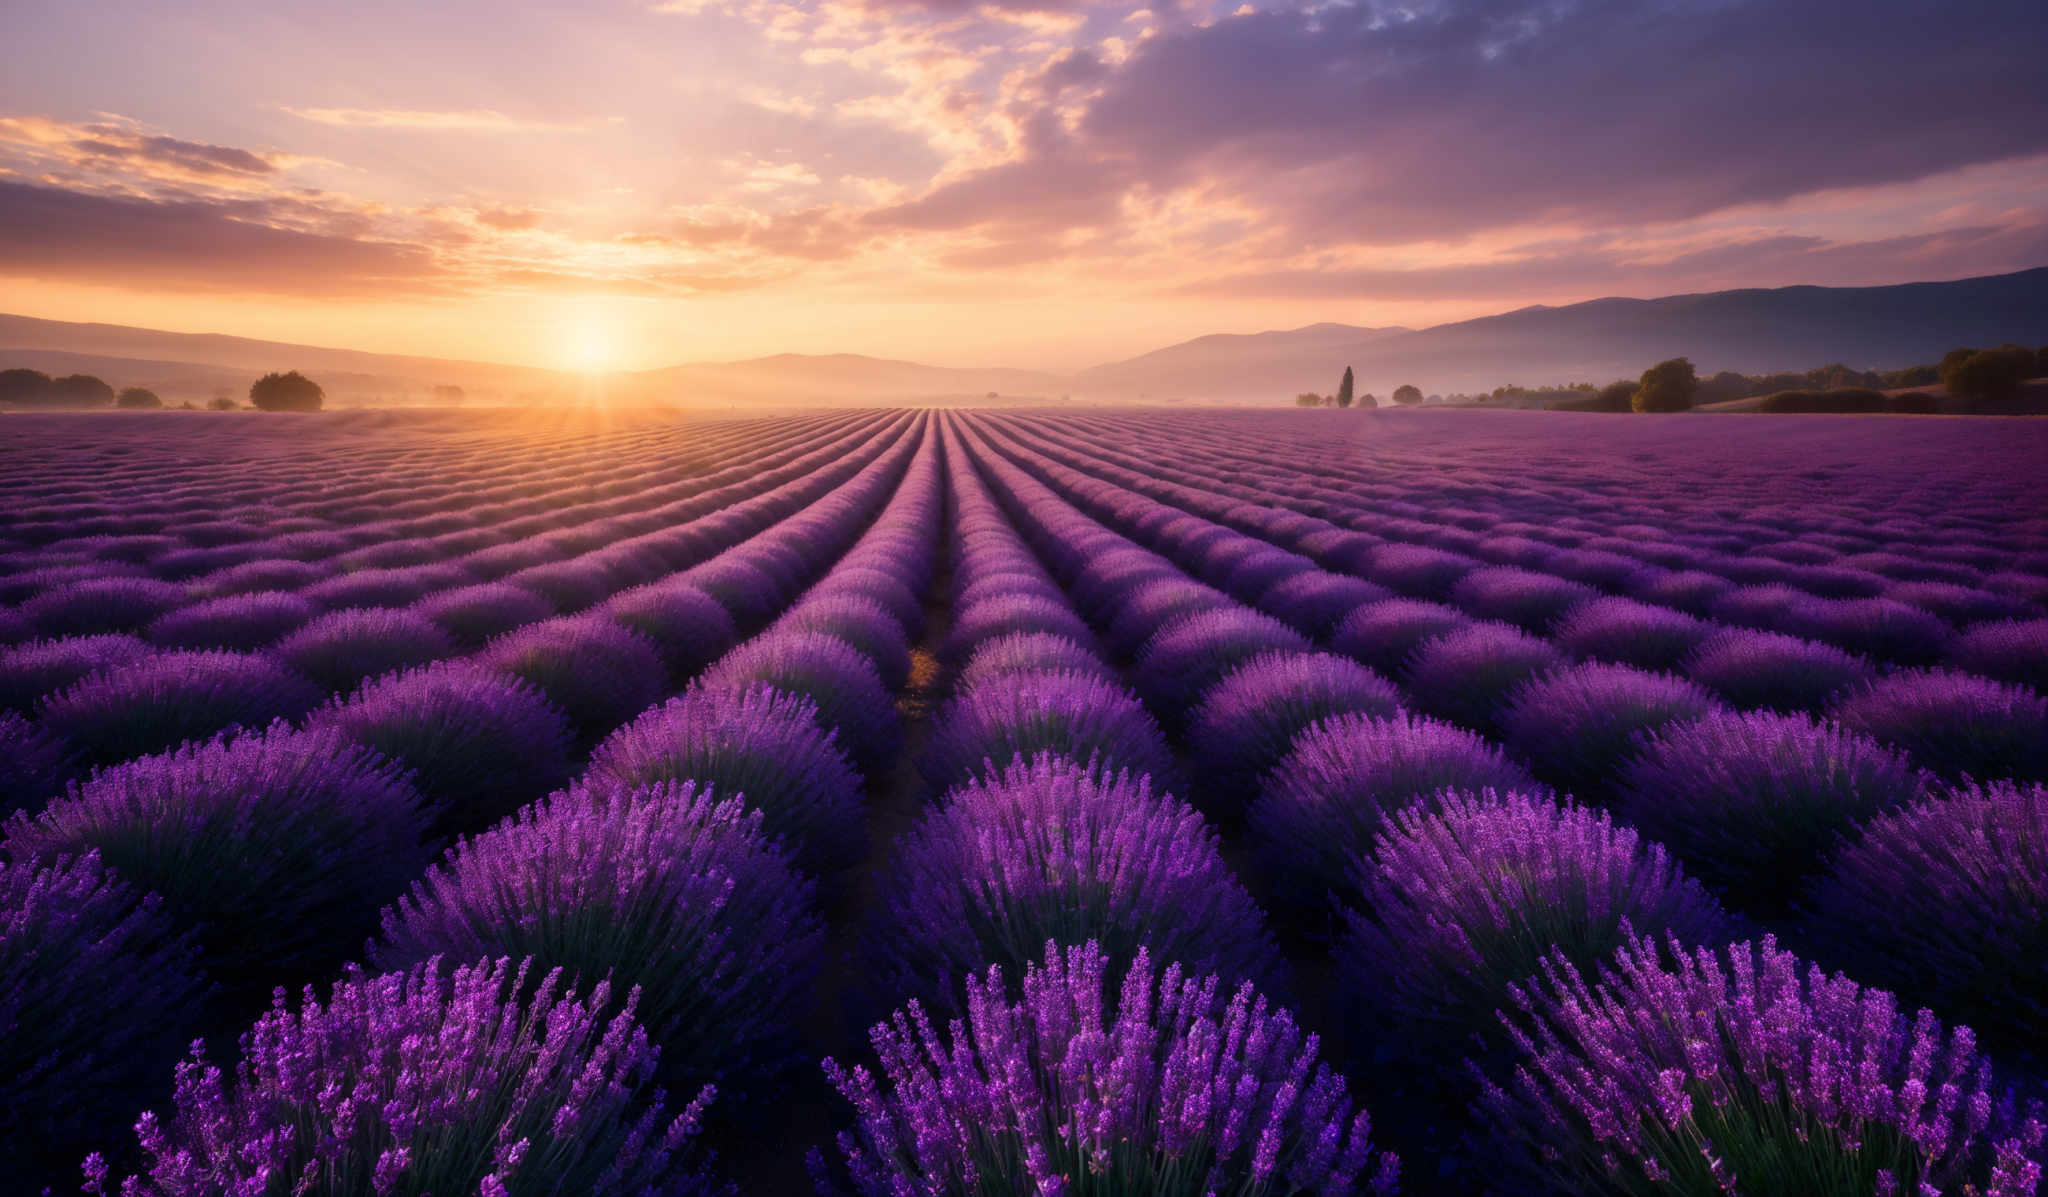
[937,409,2048,1192]
[2,405,2045,1194]
[0,410,951,1191]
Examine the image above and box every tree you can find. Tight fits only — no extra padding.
[116,387,163,410]
[208,396,240,411]
[45,374,116,407]
[250,371,324,412]
[1359,392,1379,409]
[0,368,53,405]
[1391,384,1423,406]
[1633,357,1697,412]
[1336,366,1354,409]
[1294,392,1327,407]
[432,384,466,404]
[1942,347,2032,398]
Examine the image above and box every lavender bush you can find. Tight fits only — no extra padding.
[956,630,1112,690]
[1831,668,2048,782]
[37,649,323,767]
[1327,598,1472,676]
[817,938,1397,1196]
[1186,651,1403,815]
[1401,621,1564,735]
[1499,662,1722,799]
[1480,933,2045,1196]
[480,615,668,744]
[923,668,1177,795]
[274,605,459,692]
[701,630,902,775]
[94,957,729,1197]
[1947,617,2048,692]
[144,589,317,650]
[1683,628,1873,712]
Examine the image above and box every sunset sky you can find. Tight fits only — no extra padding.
[2,0,2044,372]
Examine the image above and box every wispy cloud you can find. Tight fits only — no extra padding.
[284,108,621,132]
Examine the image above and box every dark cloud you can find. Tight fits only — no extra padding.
[878,0,2048,248]
[68,126,280,178]
[0,180,442,296]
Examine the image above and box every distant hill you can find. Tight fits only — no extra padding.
[4,266,2042,407]
[1073,267,2048,402]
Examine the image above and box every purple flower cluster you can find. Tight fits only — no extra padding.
[1807,781,2048,1056]
[272,604,458,691]
[6,722,432,993]
[37,649,323,766]
[586,682,866,875]
[0,709,74,814]
[479,614,669,744]
[1248,712,1537,918]
[1682,627,1874,712]
[1831,669,2048,782]
[1619,710,1924,913]
[1136,607,1310,723]
[923,668,1177,795]
[1339,790,1728,1048]
[408,580,558,647]
[1499,661,1722,798]
[956,630,1112,690]
[1481,933,2046,1196]
[1327,598,1472,676]
[310,660,574,834]
[95,957,730,1196]
[701,629,902,775]
[1947,618,2048,693]
[868,753,1282,1013]
[818,938,1398,1196]
[374,780,823,1090]
[1186,651,1403,815]
[1402,621,1564,734]
[0,632,152,713]
[144,589,317,650]
[0,851,205,1179]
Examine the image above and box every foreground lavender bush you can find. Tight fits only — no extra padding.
[1831,668,2048,782]
[1187,651,1403,814]
[1807,781,2048,1057]
[1480,933,2046,1197]
[1947,618,2048,692]
[955,630,1111,690]
[1328,598,1472,676]
[1619,710,1923,914]
[36,649,323,767]
[0,632,151,713]
[94,957,728,1197]
[410,580,557,648]
[1,852,205,1177]
[817,939,1397,1196]
[781,594,912,690]
[586,683,866,875]
[309,661,573,835]
[922,668,1176,795]
[1247,713,1536,918]
[869,753,1281,1013]
[1553,596,1711,671]
[1402,621,1564,734]
[1683,628,1873,712]
[1499,662,1722,799]
[7,723,432,992]
[373,780,824,1091]
[1338,791,1727,1053]
[144,590,317,651]
[1135,607,1310,723]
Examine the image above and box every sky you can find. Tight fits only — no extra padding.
[1,0,2044,372]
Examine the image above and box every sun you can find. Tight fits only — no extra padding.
[553,299,621,374]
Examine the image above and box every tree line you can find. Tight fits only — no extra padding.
[0,369,327,412]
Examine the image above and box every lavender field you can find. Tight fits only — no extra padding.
[3,406,2047,1196]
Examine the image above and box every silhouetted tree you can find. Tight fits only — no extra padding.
[0,368,53,405]
[1633,357,1697,412]
[208,396,239,411]
[116,387,163,410]
[1391,384,1423,406]
[250,370,324,412]
[1359,391,1379,409]
[1942,346,2032,398]
[1336,366,1354,409]
[1295,392,1327,407]
[22,374,117,408]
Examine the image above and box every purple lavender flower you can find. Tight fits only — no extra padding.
[273,604,459,692]
[1683,627,1874,712]
[1553,596,1712,671]
[1136,606,1312,721]
[373,780,823,1092]
[1619,710,1923,914]
[1499,662,1722,799]
[1255,570,1391,637]
[602,578,742,680]
[1948,618,2048,693]
[945,591,1095,664]
[1338,790,1727,1051]
[6,722,431,995]
[100,957,730,1196]
[480,614,669,744]
[701,630,902,775]
[0,850,206,1184]
[504,557,621,612]
[1187,651,1403,814]
[20,575,184,637]
[142,589,316,651]
[1626,567,1734,616]
[0,605,28,647]
[36,649,323,767]
[780,593,914,690]
[586,682,866,875]
[0,632,152,713]
[1247,713,1537,918]
[1402,621,1565,735]
[868,753,1282,1013]
[1450,566,1598,634]
[923,669,1178,795]
[1480,932,2046,1196]
[309,660,573,834]
[1103,576,1228,658]
[830,564,924,634]
[1884,579,2040,626]
[1807,781,2048,1056]
[1778,595,1957,667]
[0,710,74,814]
[409,580,558,647]
[301,562,475,610]
[686,555,788,629]
[1367,541,1479,598]
[817,938,1397,1196]
[1831,668,2048,781]
[956,630,1112,690]
[1328,598,1473,676]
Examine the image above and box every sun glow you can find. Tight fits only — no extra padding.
[554,298,622,374]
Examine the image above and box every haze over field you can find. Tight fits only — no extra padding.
[2,0,2045,382]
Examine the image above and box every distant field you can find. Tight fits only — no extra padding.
[3,407,2045,1194]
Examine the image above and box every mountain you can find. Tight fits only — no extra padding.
[3,266,2043,407]
[1073,267,2048,402]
